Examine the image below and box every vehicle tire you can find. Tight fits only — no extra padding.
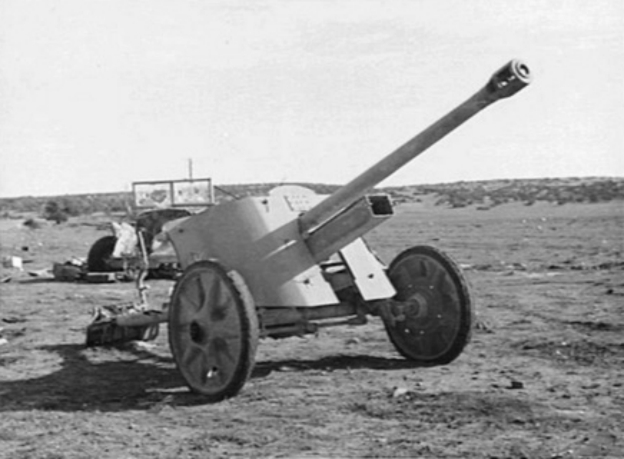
[168,260,259,402]
[87,236,117,272]
[383,245,473,366]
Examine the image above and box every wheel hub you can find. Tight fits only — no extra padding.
[405,291,430,320]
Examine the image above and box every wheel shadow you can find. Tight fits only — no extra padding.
[0,343,187,413]
[252,354,420,378]
[0,344,417,412]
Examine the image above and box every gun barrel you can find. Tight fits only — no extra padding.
[300,59,531,235]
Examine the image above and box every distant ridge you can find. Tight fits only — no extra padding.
[383,176,624,208]
[1,177,623,215]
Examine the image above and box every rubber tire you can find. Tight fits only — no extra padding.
[87,236,117,272]
[384,245,473,366]
[168,260,259,402]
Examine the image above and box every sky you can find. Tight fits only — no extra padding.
[0,0,622,198]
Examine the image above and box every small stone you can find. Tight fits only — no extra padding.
[392,386,410,398]
[278,365,297,372]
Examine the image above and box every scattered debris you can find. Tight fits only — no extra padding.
[85,272,117,283]
[22,218,42,229]
[546,261,624,271]
[46,257,138,283]
[2,316,26,324]
[52,262,85,282]
[472,263,493,271]
[391,386,411,398]
[86,302,162,346]
[474,316,495,333]
[509,262,527,271]
[130,340,158,351]
[49,257,87,281]
[147,395,175,414]
[27,268,53,278]
[277,366,298,372]
[2,255,23,270]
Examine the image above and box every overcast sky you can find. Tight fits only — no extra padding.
[1,0,622,197]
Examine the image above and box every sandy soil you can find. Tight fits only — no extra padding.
[1,200,623,458]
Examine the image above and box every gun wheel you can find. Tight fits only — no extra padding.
[384,245,472,366]
[168,260,258,402]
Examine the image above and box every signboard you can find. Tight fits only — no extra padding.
[133,178,214,209]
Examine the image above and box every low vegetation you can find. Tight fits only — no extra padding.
[383,177,624,208]
[0,177,622,220]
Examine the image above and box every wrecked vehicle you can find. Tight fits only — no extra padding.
[86,178,213,279]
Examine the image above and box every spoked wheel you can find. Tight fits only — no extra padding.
[383,245,472,366]
[168,260,259,402]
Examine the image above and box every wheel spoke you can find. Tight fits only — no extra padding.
[197,273,208,308]
[180,342,206,375]
[409,333,429,356]
[428,261,448,292]
[208,337,236,373]
[418,258,429,278]
[437,323,455,347]
[176,287,202,324]
[201,302,240,343]
[209,278,231,323]
[168,261,258,400]
[393,264,413,295]
[421,332,435,356]
[385,246,472,365]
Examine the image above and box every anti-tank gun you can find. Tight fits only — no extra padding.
[86,60,532,402]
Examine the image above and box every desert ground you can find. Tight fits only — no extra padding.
[0,197,622,458]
